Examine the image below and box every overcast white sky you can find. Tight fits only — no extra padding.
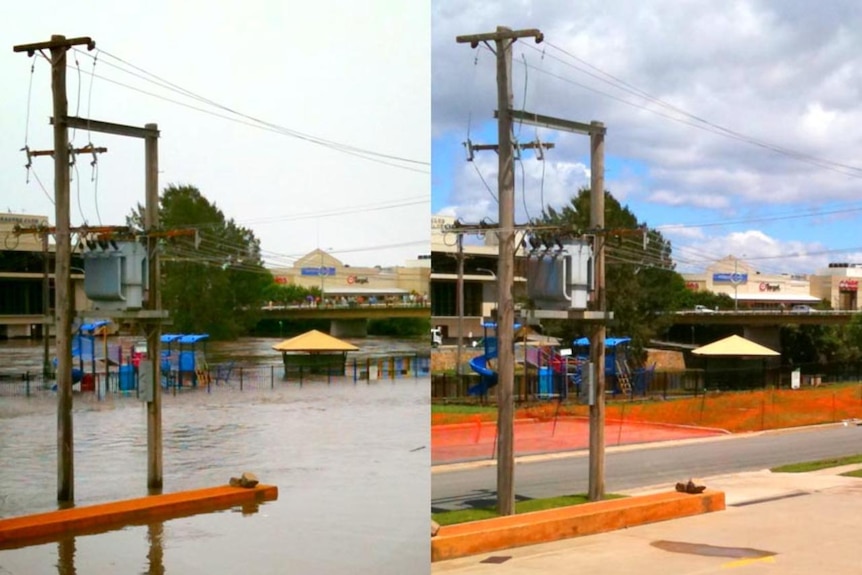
[2,0,429,268]
[433,1,862,275]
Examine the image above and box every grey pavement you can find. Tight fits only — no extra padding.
[432,464,862,574]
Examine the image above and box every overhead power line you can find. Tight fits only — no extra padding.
[520,40,862,178]
[71,48,429,174]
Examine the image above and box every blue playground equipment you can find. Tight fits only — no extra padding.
[570,336,655,395]
[467,322,521,396]
[54,320,113,392]
[159,333,210,387]
[572,336,631,395]
[525,344,576,400]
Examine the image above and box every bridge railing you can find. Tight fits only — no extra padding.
[262,302,431,311]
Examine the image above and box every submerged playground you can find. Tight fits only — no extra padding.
[1,322,429,398]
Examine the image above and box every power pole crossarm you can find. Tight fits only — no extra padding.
[465,141,554,155]
[27,146,108,158]
[456,29,544,47]
[504,110,606,136]
[52,116,159,139]
[13,36,94,55]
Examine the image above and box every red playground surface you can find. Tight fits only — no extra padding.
[431,417,727,465]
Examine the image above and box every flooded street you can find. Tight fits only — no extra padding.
[0,337,430,573]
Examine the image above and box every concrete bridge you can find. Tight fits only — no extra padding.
[260,304,430,337]
[671,309,861,352]
[672,309,858,326]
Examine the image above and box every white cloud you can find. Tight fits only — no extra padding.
[433,0,862,275]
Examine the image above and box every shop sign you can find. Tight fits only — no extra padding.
[301,267,336,277]
[347,275,369,285]
[713,272,747,284]
[759,282,780,292]
[431,216,452,230]
[839,279,858,291]
[685,282,699,290]
[274,276,289,285]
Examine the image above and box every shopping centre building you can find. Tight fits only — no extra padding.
[267,249,430,304]
[681,255,862,310]
[0,212,87,338]
[430,214,528,341]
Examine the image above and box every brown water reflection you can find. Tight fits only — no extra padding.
[0,378,430,574]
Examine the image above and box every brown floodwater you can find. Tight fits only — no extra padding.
[0,337,430,574]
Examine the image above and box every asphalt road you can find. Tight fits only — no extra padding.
[431,423,862,511]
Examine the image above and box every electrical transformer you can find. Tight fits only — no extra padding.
[82,239,148,310]
[526,237,594,311]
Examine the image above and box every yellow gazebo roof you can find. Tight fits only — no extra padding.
[692,335,779,357]
[272,330,359,353]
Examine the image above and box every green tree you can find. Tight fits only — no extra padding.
[262,282,320,306]
[534,188,690,355]
[675,290,735,311]
[845,314,862,361]
[129,184,271,339]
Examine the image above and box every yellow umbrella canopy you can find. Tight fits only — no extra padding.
[272,330,359,353]
[692,335,779,357]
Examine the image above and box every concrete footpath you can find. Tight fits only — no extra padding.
[432,464,862,573]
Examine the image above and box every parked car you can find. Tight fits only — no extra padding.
[791,304,814,314]
[431,327,443,347]
[694,305,716,313]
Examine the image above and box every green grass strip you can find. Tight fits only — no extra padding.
[432,493,626,526]
[431,404,497,415]
[771,454,862,473]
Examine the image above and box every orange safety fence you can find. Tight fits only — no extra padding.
[432,384,862,464]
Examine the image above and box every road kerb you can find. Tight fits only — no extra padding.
[431,489,725,562]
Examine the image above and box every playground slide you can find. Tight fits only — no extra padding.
[467,350,498,396]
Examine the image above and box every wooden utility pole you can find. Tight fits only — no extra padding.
[588,121,606,501]
[455,232,465,380]
[505,110,609,500]
[50,117,164,492]
[457,26,543,517]
[56,118,163,489]
[14,34,95,503]
[145,123,163,490]
[51,37,74,504]
[42,231,52,379]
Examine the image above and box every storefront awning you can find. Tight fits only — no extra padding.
[732,293,820,302]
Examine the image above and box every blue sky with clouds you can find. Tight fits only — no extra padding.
[433,0,862,275]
